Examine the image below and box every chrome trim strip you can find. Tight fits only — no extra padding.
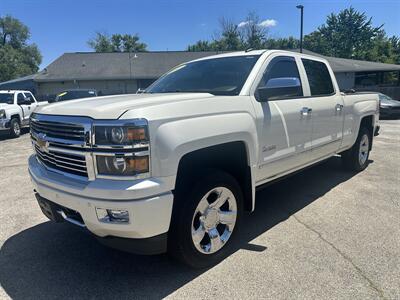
[92,143,150,150]
[35,156,88,181]
[92,150,150,157]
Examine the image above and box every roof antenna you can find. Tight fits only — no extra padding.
[245,48,254,52]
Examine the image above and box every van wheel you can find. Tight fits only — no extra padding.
[169,170,243,268]
[342,126,371,171]
[9,118,21,138]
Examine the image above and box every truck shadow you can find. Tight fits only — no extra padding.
[0,128,30,141]
[0,156,365,299]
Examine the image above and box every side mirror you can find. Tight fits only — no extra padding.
[256,77,302,102]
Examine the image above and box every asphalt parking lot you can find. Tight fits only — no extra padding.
[0,120,399,300]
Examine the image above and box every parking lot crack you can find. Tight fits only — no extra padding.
[291,214,387,300]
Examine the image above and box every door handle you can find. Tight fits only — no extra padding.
[335,104,343,112]
[300,107,312,116]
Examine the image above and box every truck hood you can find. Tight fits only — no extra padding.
[36,93,214,119]
[0,103,12,110]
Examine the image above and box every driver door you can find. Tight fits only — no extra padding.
[252,55,313,183]
[17,92,32,124]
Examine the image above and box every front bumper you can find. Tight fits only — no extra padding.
[29,154,174,254]
[0,118,10,130]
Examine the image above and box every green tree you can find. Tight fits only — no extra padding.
[264,36,299,50]
[88,32,147,52]
[388,36,400,64]
[240,12,267,49]
[0,15,42,82]
[187,40,215,51]
[306,7,383,60]
[216,18,243,51]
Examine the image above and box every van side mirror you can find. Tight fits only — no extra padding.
[256,77,302,102]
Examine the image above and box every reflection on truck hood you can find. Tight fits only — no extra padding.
[35,93,214,119]
[381,98,400,107]
[0,104,12,110]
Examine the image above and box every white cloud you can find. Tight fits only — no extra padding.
[259,19,278,28]
[238,21,250,28]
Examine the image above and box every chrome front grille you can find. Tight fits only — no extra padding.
[34,143,88,177]
[30,113,150,181]
[30,118,86,142]
[30,114,93,179]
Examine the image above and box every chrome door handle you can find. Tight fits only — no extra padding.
[335,104,343,112]
[301,107,312,116]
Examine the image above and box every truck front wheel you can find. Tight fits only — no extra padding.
[342,126,371,171]
[169,170,243,268]
[9,118,21,138]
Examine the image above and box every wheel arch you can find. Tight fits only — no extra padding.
[174,141,254,213]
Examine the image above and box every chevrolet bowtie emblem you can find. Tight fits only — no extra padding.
[36,133,49,153]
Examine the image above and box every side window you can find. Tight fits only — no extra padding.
[302,59,334,96]
[17,93,26,104]
[258,56,303,100]
[24,92,34,103]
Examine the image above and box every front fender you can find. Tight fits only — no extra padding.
[5,105,21,119]
[151,113,258,178]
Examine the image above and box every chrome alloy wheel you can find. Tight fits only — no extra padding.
[191,187,237,254]
[13,121,21,136]
[359,134,369,165]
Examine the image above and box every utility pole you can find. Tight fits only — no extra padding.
[296,5,304,53]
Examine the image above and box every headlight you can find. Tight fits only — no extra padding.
[94,125,148,146]
[96,155,149,176]
[93,119,150,178]
[0,109,6,119]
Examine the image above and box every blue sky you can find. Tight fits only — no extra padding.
[2,0,400,69]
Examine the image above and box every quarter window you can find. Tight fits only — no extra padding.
[302,59,334,96]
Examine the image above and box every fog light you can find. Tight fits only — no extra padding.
[96,207,130,224]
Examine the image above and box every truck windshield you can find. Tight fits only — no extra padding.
[56,90,96,101]
[0,93,14,104]
[146,55,261,96]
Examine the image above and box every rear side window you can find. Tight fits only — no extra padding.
[302,59,334,96]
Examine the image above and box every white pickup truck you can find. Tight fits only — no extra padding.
[0,90,45,138]
[28,50,379,268]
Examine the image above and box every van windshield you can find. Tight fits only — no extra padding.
[146,55,260,96]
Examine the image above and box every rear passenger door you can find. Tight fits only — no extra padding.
[253,55,313,182]
[301,58,344,158]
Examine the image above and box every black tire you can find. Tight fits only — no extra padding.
[342,126,371,172]
[9,118,21,138]
[168,170,243,268]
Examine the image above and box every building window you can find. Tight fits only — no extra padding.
[355,71,400,87]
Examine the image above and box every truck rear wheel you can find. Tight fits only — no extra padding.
[9,118,21,138]
[342,126,371,172]
[169,170,243,268]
